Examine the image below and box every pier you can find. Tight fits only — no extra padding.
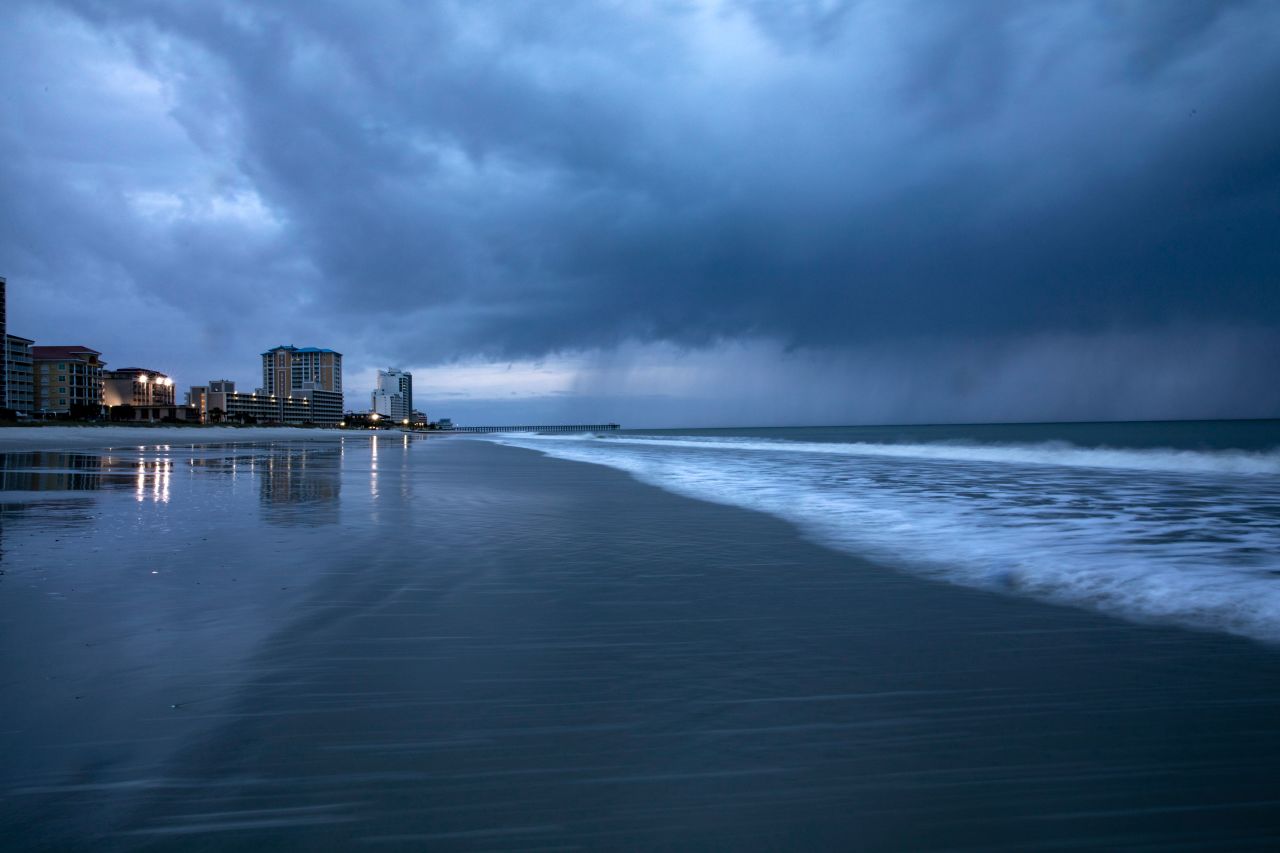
[443,423,621,434]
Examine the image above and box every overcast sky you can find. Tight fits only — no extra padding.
[2,0,1277,427]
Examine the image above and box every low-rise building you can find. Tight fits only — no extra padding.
[104,368,196,422]
[186,379,240,422]
[103,368,176,407]
[341,411,387,429]
[296,388,343,426]
[186,384,208,418]
[193,380,339,426]
[209,389,293,424]
[109,404,199,423]
[32,345,104,415]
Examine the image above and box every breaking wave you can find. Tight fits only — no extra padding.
[511,433,1280,476]
[488,431,1280,643]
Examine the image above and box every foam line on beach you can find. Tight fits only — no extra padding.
[503,433,1280,476]
[488,433,1280,643]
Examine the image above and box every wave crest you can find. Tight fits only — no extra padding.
[527,434,1280,476]
[489,431,1280,643]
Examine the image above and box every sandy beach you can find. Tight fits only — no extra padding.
[4,437,1280,850]
[6,2,1277,847]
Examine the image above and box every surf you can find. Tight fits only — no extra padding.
[488,429,1280,643]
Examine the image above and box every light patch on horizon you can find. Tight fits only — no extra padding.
[410,328,1280,428]
[410,358,580,400]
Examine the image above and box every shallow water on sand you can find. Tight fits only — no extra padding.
[494,421,1280,642]
[4,435,1280,850]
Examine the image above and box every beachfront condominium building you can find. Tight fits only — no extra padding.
[5,335,34,414]
[186,385,207,417]
[101,367,195,421]
[0,275,7,408]
[2,277,37,415]
[189,376,339,426]
[371,367,413,423]
[103,368,176,409]
[32,346,104,415]
[187,379,236,420]
[262,345,343,396]
[201,382,312,425]
[293,386,344,426]
[261,345,344,426]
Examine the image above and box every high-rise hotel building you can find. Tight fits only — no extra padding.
[1,275,7,408]
[371,367,413,423]
[262,345,342,397]
[2,276,36,414]
[258,345,344,426]
[5,335,34,413]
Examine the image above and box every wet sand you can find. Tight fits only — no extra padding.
[4,438,1280,850]
[0,425,355,453]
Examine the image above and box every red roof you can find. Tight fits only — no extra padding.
[31,345,101,359]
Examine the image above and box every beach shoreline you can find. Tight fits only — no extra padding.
[5,438,1280,849]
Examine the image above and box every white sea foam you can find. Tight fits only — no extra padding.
[489,432,1280,643]
[508,433,1280,476]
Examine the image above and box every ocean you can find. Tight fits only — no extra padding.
[491,420,1280,643]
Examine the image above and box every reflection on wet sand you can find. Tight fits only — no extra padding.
[0,443,346,521]
[133,456,171,503]
[0,451,174,500]
[367,433,415,504]
[259,448,341,526]
[371,435,414,502]
[0,452,107,492]
[6,438,1280,850]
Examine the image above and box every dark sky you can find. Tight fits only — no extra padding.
[2,0,1278,426]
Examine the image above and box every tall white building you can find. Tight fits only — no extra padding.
[371,367,412,423]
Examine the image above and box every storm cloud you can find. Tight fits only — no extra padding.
[1,0,1277,425]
